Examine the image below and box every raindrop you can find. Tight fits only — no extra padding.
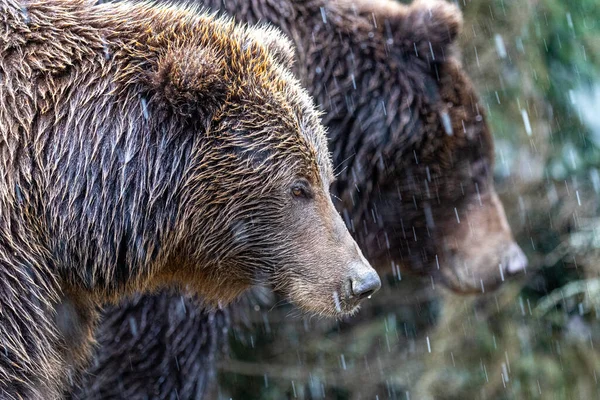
[128,317,138,336]
[566,12,574,30]
[516,37,525,53]
[333,291,341,313]
[14,184,23,204]
[340,354,347,370]
[521,109,532,136]
[590,169,600,193]
[440,112,453,135]
[494,34,507,59]
[21,6,30,24]
[141,97,149,120]
[320,7,327,23]
[519,296,526,316]
[502,363,509,385]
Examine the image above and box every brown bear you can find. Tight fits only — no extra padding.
[0,0,380,398]
[73,0,529,398]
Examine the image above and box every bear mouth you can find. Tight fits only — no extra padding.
[333,288,370,316]
[436,261,506,295]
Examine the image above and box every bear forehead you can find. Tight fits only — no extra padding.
[218,27,334,184]
[223,82,334,184]
[94,1,334,182]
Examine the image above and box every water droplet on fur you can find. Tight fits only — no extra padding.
[141,97,149,120]
[320,7,327,23]
[102,40,111,60]
[21,6,30,24]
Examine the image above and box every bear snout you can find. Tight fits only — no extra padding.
[348,261,381,301]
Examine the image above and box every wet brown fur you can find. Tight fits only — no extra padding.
[75,0,527,398]
[0,0,379,397]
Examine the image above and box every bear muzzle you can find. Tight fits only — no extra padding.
[349,262,381,300]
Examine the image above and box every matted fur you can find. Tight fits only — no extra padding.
[0,0,378,397]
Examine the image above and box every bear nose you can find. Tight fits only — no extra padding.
[349,264,381,300]
[505,242,528,275]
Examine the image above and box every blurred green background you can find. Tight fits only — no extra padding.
[217,0,600,398]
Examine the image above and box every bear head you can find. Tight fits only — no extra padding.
[318,0,527,293]
[105,5,381,315]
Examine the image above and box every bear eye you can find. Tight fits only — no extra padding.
[291,181,312,199]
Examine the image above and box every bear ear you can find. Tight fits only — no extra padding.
[406,0,463,60]
[384,0,463,62]
[147,46,227,117]
[248,24,296,69]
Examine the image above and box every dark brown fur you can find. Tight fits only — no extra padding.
[74,0,528,398]
[77,292,229,399]
[0,0,377,398]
